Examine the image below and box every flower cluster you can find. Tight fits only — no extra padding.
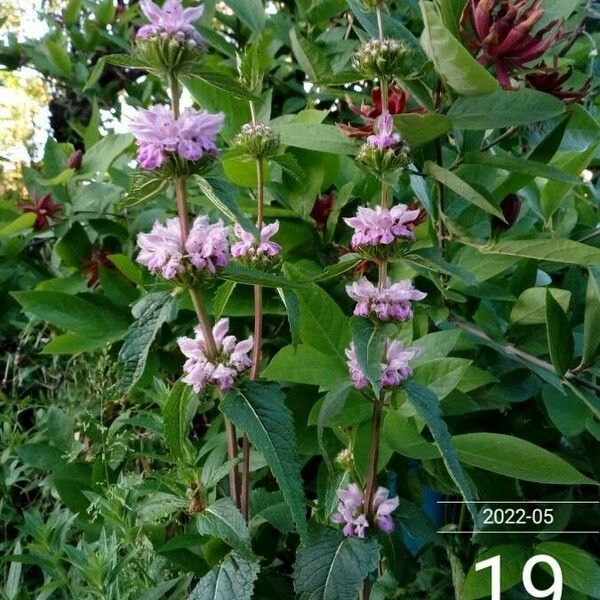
[345,203,421,252]
[136,215,229,280]
[231,222,281,265]
[347,277,426,322]
[332,483,399,537]
[232,122,280,159]
[346,340,418,390]
[137,0,203,46]
[130,106,224,170]
[352,38,412,79]
[460,0,563,90]
[178,318,253,392]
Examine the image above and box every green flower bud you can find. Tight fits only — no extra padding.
[335,448,355,472]
[352,38,412,79]
[232,122,281,159]
[356,140,411,177]
[134,35,200,75]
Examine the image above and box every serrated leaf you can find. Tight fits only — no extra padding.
[162,381,194,464]
[189,552,259,600]
[195,498,252,556]
[221,381,308,541]
[294,528,380,600]
[546,288,573,376]
[118,292,174,392]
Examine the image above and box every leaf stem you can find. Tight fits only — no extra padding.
[375,2,384,39]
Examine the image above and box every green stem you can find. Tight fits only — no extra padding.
[375,2,384,39]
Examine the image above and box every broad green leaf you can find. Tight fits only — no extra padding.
[420,1,498,96]
[546,288,573,376]
[406,382,478,521]
[270,153,304,181]
[317,384,352,475]
[181,71,257,101]
[189,552,259,600]
[122,170,169,208]
[42,332,114,355]
[541,385,589,438]
[250,489,294,534]
[223,0,265,33]
[263,344,347,390]
[195,498,251,556]
[473,239,600,266]
[55,222,91,267]
[394,113,452,147]
[118,292,174,392]
[582,269,600,366]
[162,382,194,464]
[295,284,352,369]
[0,213,37,236]
[108,254,144,286]
[221,381,307,541]
[462,152,580,184]
[510,287,571,325]
[222,155,269,188]
[423,161,505,220]
[412,330,462,363]
[448,89,565,129]
[271,123,358,155]
[536,542,600,598]
[412,358,472,399]
[463,545,531,600]
[294,528,380,600]
[350,317,384,396]
[220,263,303,289]
[289,28,329,83]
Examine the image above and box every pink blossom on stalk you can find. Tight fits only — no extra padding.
[138,0,203,45]
[367,112,400,149]
[231,222,281,259]
[345,340,418,390]
[346,277,427,322]
[331,483,399,537]
[177,108,224,160]
[136,215,229,279]
[344,204,421,249]
[178,318,253,392]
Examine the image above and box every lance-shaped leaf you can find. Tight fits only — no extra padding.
[121,170,169,209]
[221,381,308,541]
[220,263,305,289]
[294,528,380,600]
[546,288,574,376]
[350,317,384,396]
[582,268,600,367]
[162,381,195,464]
[181,71,257,101]
[189,552,259,600]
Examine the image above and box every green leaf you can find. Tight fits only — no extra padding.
[423,161,505,220]
[84,54,149,91]
[394,113,452,147]
[474,239,600,266]
[462,152,580,184]
[420,1,498,96]
[162,382,194,464]
[221,381,308,541]
[213,281,236,320]
[270,153,304,181]
[511,287,571,325]
[118,292,174,392]
[536,542,600,598]
[289,28,329,83]
[582,269,600,367]
[541,385,589,438]
[350,317,383,396]
[223,0,265,33]
[250,489,294,534]
[412,358,472,399]
[271,123,358,155]
[317,384,351,474]
[448,89,565,129]
[295,284,352,369]
[181,71,256,101]
[463,545,531,600]
[74,134,134,180]
[406,382,478,521]
[108,254,144,286]
[195,498,251,556]
[0,213,36,236]
[452,433,597,485]
[294,528,380,600]
[219,263,303,289]
[55,222,91,267]
[122,170,169,208]
[189,552,259,600]
[263,344,347,390]
[546,288,573,376]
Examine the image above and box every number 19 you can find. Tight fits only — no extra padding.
[476,554,563,599]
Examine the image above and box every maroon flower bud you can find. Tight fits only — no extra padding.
[493,194,521,231]
[524,65,591,104]
[82,246,116,287]
[19,193,63,231]
[68,149,83,170]
[311,192,336,231]
[460,0,563,89]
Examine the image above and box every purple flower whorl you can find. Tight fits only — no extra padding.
[137,0,203,46]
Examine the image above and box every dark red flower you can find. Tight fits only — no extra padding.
[19,193,62,231]
[82,246,116,287]
[493,194,521,231]
[311,192,336,231]
[524,64,591,103]
[460,0,563,89]
[68,149,84,170]
[339,85,411,138]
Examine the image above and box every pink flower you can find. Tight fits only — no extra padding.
[138,0,203,45]
[367,112,400,149]
[331,483,399,537]
[136,215,229,279]
[345,340,418,390]
[346,277,426,322]
[130,106,224,169]
[231,222,281,259]
[178,318,253,392]
[344,204,421,249]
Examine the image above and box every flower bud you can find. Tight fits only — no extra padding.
[134,35,199,74]
[356,140,410,176]
[232,122,280,159]
[352,38,412,79]
[68,149,83,170]
[335,448,355,472]
[493,194,521,232]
